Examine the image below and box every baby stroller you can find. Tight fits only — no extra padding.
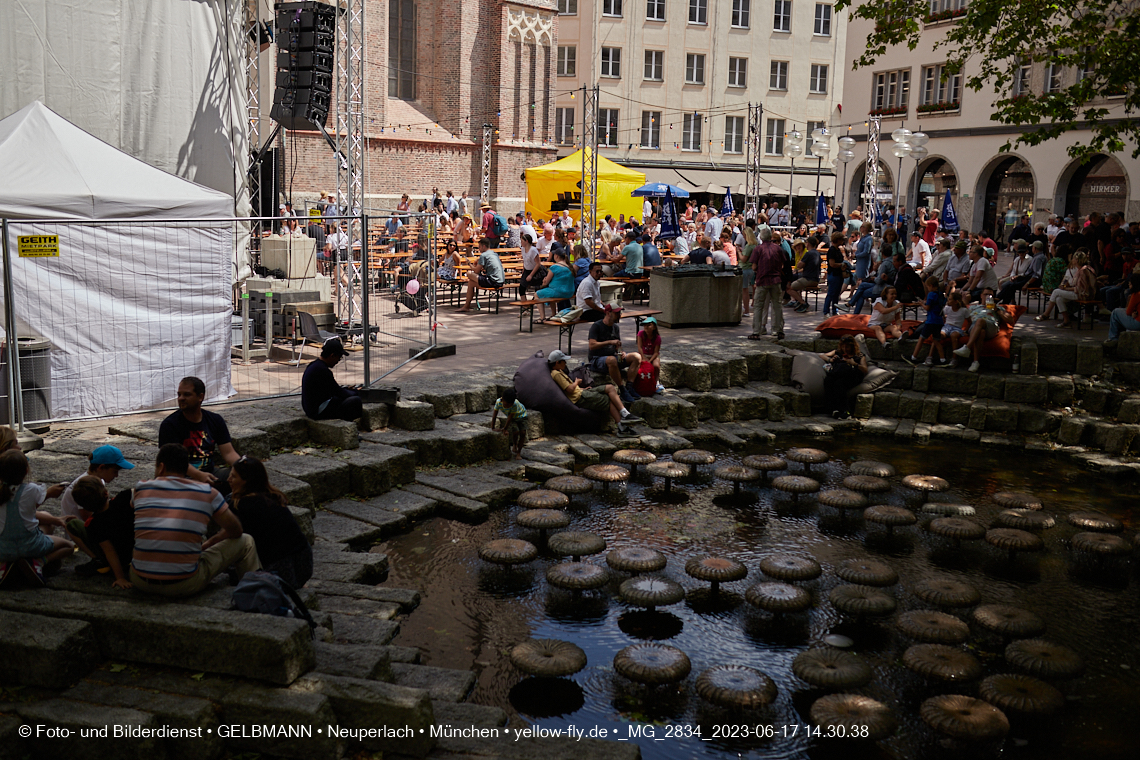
[394,261,430,316]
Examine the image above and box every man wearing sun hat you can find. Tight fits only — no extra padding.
[480,202,499,248]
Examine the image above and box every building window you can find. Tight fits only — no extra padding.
[641,111,661,148]
[728,58,747,88]
[1013,63,1030,96]
[602,0,622,17]
[928,0,967,15]
[770,60,789,90]
[920,64,960,108]
[388,0,416,100]
[1046,64,1062,93]
[601,47,621,78]
[557,46,576,77]
[725,116,744,153]
[765,118,785,155]
[810,64,828,94]
[644,50,664,81]
[686,54,706,84]
[872,68,911,113]
[732,0,750,27]
[689,0,707,24]
[557,0,578,14]
[555,107,575,145]
[682,113,702,150]
[813,4,832,36]
[773,0,791,32]
[646,0,665,21]
[598,108,619,146]
[807,120,826,138]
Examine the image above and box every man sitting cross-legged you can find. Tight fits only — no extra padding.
[587,305,643,406]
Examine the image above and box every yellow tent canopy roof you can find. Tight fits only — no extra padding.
[525,149,646,225]
[525,149,646,183]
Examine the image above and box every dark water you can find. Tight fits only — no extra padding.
[377,436,1139,760]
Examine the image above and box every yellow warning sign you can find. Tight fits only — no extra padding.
[17,235,59,258]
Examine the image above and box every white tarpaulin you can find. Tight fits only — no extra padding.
[0,102,235,418]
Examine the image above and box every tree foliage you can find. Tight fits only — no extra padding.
[837,0,1140,159]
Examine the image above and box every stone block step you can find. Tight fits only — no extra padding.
[520,446,576,468]
[0,589,313,685]
[287,505,315,543]
[523,461,572,481]
[327,611,400,645]
[358,489,438,524]
[228,427,272,461]
[264,453,352,504]
[310,544,389,585]
[16,700,161,760]
[391,663,476,703]
[221,685,339,760]
[306,418,360,450]
[327,443,417,496]
[312,510,399,546]
[291,672,435,757]
[314,641,393,680]
[61,682,221,760]
[321,498,411,537]
[0,609,100,689]
[362,428,447,467]
[269,471,315,512]
[414,470,532,508]
[317,595,400,620]
[401,483,490,523]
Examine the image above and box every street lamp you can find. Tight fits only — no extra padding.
[890,127,912,228]
[907,130,929,220]
[810,128,831,223]
[837,134,856,214]
[783,131,804,227]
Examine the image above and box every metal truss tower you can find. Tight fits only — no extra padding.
[244,0,262,225]
[864,115,882,227]
[335,0,364,217]
[580,84,599,253]
[744,102,764,220]
[481,123,492,204]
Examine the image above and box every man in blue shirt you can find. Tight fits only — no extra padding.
[840,222,878,314]
[641,233,661,267]
[301,338,362,421]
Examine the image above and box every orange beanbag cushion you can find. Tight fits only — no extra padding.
[815,314,923,338]
[973,304,1026,360]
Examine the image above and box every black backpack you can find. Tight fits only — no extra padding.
[232,571,317,637]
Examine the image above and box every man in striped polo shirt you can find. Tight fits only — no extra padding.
[129,444,260,597]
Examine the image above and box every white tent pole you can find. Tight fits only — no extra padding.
[1,219,24,432]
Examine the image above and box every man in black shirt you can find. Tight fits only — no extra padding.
[587,305,643,406]
[682,235,714,265]
[159,376,240,495]
[301,337,363,421]
[1051,217,1081,255]
[1007,214,1032,251]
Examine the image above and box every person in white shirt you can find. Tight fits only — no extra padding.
[575,261,606,321]
[964,244,1000,297]
[671,232,689,260]
[1046,215,1062,241]
[444,191,458,215]
[643,198,653,221]
[458,192,471,216]
[909,231,931,270]
[535,224,555,258]
[704,214,724,242]
[518,215,537,246]
[559,209,573,229]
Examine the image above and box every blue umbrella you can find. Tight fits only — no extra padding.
[719,186,734,217]
[815,194,827,225]
[631,182,690,198]
[940,187,960,233]
[657,186,681,241]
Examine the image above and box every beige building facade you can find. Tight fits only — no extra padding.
[841,8,1140,236]
[552,0,847,201]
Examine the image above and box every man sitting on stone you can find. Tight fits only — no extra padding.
[588,305,643,405]
[547,350,640,436]
[301,337,363,422]
[129,444,260,597]
[159,377,240,497]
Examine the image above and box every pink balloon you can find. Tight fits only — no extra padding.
[406,279,420,295]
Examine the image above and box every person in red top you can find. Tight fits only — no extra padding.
[480,203,498,248]
[749,227,787,340]
[1105,272,1140,349]
[924,209,940,246]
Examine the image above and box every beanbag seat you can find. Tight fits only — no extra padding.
[514,350,607,433]
[815,313,922,339]
[787,349,897,405]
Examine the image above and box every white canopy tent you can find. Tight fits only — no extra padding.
[0,102,235,419]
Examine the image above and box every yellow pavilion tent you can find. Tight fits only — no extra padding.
[524,149,645,225]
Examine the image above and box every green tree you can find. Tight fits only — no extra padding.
[837,0,1140,159]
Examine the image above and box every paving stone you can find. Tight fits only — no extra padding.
[897,391,925,420]
[967,401,988,430]
[1017,407,1062,435]
[1119,398,1140,423]
[464,385,499,414]
[920,395,941,424]
[659,358,687,388]
[364,489,437,523]
[524,462,572,481]
[1003,375,1049,404]
[432,701,508,728]
[637,430,692,453]
[861,417,898,436]
[287,505,315,543]
[359,403,390,431]
[391,663,476,703]
[317,596,400,620]
[981,433,1023,448]
[314,506,406,544]
[62,683,221,760]
[401,483,489,523]
[265,453,352,504]
[1075,342,1103,376]
[325,448,395,497]
[311,546,389,585]
[976,374,1005,399]
[575,433,617,457]
[442,424,510,464]
[228,427,273,461]
[520,447,576,468]
[1102,424,1139,455]
[381,645,421,664]
[417,388,468,418]
[1037,340,1078,372]
[936,397,972,426]
[911,366,931,393]
[1019,339,1039,375]
[0,610,99,688]
[222,685,339,760]
[684,362,712,391]
[303,580,420,611]
[894,419,916,439]
[319,496,412,537]
[0,590,314,685]
[929,424,981,442]
[414,471,532,507]
[313,641,393,681]
[927,370,978,395]
[269,471,315,512]
[872,390,900,417]
[1048,376,1076,406]
[394,400,436,431]
[564,441,600,464]
[1082,386,1110,414]
[361,429,443,467]
[913,422,932,443]
[291,673,434,757]
[327,612,400,646]
[1118,331,1140,361]
[306,418,360,450]
[17,700,160,760]
[630,395,675,429]
[1056,416,1088,446]
[107,420,162,441]
[985,402,1019,433]
[769,387,811,417]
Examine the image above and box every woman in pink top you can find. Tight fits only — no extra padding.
[719,230,738,265]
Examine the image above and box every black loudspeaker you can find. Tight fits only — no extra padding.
[253,147,280,218]
[270,1,336,131]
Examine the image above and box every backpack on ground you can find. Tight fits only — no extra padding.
[231,570,317,637]
[492,213,510,238]
[633,361,658,397]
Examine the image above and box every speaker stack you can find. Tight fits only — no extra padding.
[270,1,336,130]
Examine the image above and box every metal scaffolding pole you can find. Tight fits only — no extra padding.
[580,84,598,255]
[335,0,364,219]
[244,0,262,232]
[481,123,492,205]
[864,115,882,228]
[744,102,764,220]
